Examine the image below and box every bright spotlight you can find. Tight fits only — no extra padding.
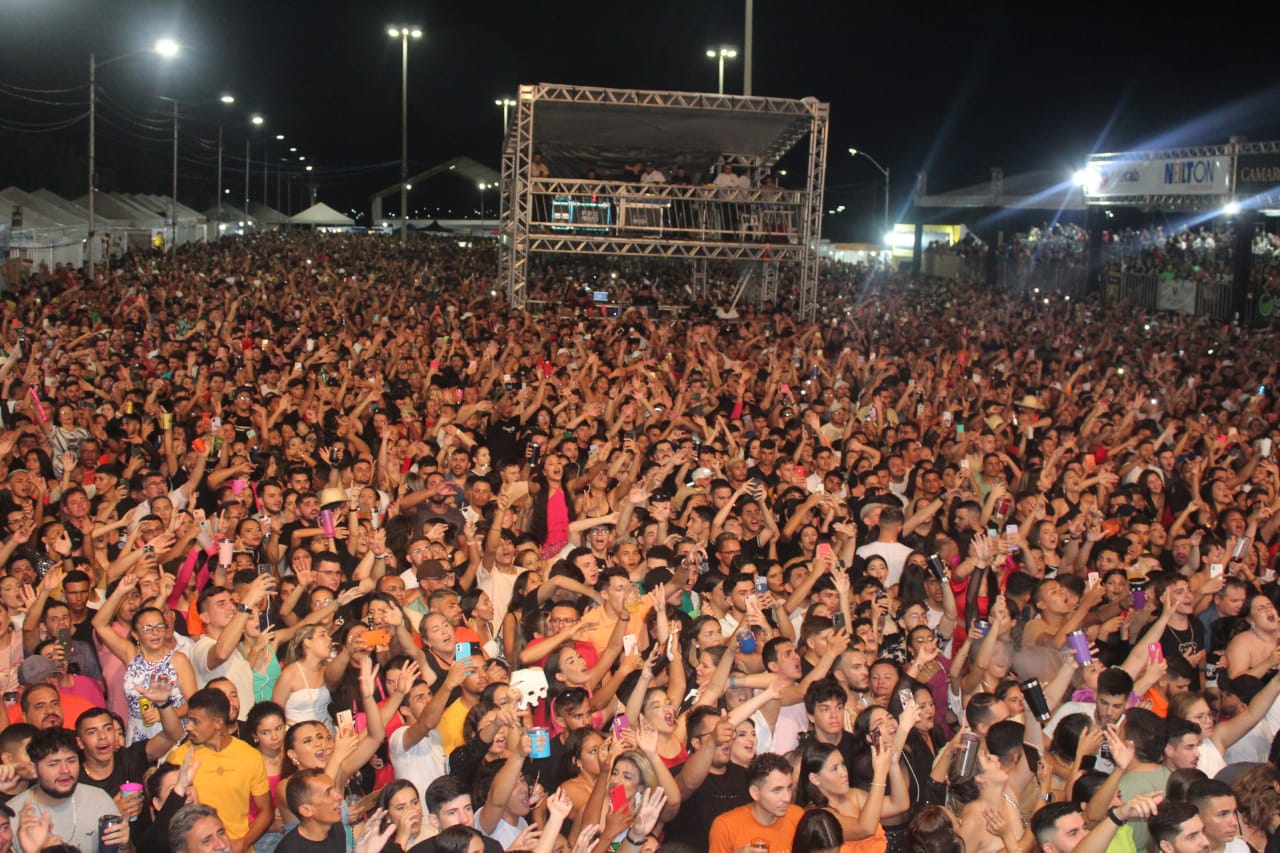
[250,115,264,126]
[1224,201,1241,216]
[410,28,423,38]
[1073,166,1102,193]
[305,165,313,172]
[154,38,180,58]
[220,94,235,104]
[882,231,895,246]
[275,134,285,141]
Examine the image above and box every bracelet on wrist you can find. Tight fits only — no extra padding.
[626,834,647,846]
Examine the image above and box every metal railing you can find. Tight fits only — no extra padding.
[524,178,803,244]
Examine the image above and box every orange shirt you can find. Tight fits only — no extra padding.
[581,602,652,657]
[709,804,804,853]
[1144,687,1169,718]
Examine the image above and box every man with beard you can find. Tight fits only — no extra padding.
[8,728,125,852]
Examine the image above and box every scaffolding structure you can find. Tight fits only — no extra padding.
[499,83,829,320]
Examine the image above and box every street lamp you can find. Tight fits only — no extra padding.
[848,147,890,238]
[245,114,264,220]
[87,38,179,277]
[215,94,234,229]
[705,47,738,95]
[388,25,423,247]
[154,96,181,252]
[495,97,516,137]
[478,181,491,218]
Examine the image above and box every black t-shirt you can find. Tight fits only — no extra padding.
[1161,619,1206,669]
[78,740,152,798]
[277,824,345,853]
[665,764,750,847]
[485,417,522,465]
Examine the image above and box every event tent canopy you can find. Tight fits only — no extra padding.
[291,202,355,226]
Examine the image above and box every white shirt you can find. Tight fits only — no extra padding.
[389,726,448,809]
[856,540,914,588]
[770,702,809,755]
[192,635,254,721]
[477,564,521,627]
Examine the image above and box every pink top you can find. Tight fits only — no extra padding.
[544,488,569,549]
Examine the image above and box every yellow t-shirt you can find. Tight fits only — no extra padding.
[438,697,472,757]
[167,737,269,841]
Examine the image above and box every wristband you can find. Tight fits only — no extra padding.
[1106,808,1125,827]
[374,553,389,560]
[625,834,647,846]
[154,699,173,710]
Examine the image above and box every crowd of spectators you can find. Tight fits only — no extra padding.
[0,231,1278,853]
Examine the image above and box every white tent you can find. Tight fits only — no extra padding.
[291,202,355,227]
[32,189,126,265]
[0,190,85,271]
[125,194,208,246]
[75,191,166,252]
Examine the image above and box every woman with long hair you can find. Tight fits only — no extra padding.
[272,623,334,727]
[577,743,681,848]
[375,779,431,853]
[245,702,287,853]
[796,735,905,852]
[555,727,609,822]
[1168,674,1280,777]
[92,574,197,745]
[459,588,500,659]
[275,657,396,825]
[792,808,846,853]
[887,680,948,807]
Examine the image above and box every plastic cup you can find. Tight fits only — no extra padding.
[119,782,143,821]
[159,412,172,431]
[319,509,336,538]
[231,478,247,496]
[218,538,233,566]
[529,727,550,759]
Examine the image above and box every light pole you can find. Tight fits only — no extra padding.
[215,94,234,230]
[495,97,516,137]
[155,96,180,252]
[744,0,753,95]
[245,114,264,221]
[87,38,179,277]
[705,47,738,94]
[848,148,890,239]
[478,182,490,219]
[388,25,422,247]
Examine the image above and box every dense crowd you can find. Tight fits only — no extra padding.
[0,232,1278,853]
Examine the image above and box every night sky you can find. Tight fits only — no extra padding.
[2,0,1279,241]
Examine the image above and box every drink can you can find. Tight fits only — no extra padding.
[529,727,550,759]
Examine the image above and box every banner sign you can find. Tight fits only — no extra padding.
[1236,153,1280,198]
[1083,154,1230,200]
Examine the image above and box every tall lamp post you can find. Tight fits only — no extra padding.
[388,25,422,247]
[87,37,179,277]
[155,96,180,251]
[245,114,264,221]
[705,46,738,95]
[215,94,235,231]
[848,147,890,239]
[478,182,490,219]
[495,97,516,137]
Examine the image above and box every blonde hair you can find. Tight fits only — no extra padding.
[614,749,659,792]
[286,624,325,665]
